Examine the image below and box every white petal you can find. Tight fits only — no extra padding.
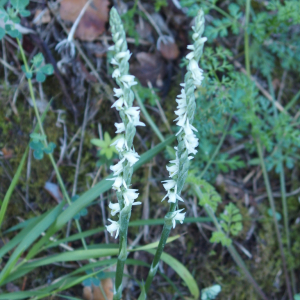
[109,202,120,216]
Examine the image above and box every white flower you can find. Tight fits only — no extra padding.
[123,150,140,166]
[115,50,131,61]
[162,179,176,191]
[188,59,204,86]
[110,158,125,176]
[186,51,194,60]
[111,136,128,152]
[113,88,123,98]
[110,58,119,65]
[171,209,186,228]
[112,68,121,78]
[115,122,125,133]
[119,75,137,88]
[131,114,146,127]
[106,175,124,191]
[166,155,179,177]
[115,38,123,49]
[184,132,199,155]
[106,219,120,238]
[111,97,125,111]
[176,119,198,136]
[125,107,140,121]
[161,180,184,203]
[109,202,120,216]
[123,188,140,206]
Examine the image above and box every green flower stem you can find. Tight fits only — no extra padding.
[16,38,88,252]
[256,140,293,300]
[114,206,131,299]
[139,10,206,297]
[142,214,173,294]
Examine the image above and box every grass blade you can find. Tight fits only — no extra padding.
[146,249,200,300]
[0,147,29,229]
[0,202,64,285]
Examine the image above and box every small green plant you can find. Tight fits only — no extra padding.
[21,53,54,83]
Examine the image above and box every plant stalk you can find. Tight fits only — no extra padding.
[16,38,88,252]
[256,141,293,300]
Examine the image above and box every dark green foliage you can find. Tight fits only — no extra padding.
[21,53,54,83]
[29,133,56,160]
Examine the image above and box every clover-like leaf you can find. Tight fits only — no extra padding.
[33,149,44,160]
[30,133,47,142]
[29,141,43,151]
[19,9,30,17]
[32,53,44,68]
[82,278,92,287]
[10,0,29,10]
[201,284,221,300]
[40,64,54,75]
[36,71,46,82]
[43,142,56,154]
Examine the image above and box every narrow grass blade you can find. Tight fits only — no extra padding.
[0,147,29,228]
[0,99,53,229]
[25,136,176,260]
[146,249,200,300]
[0,215,43,259]
[0,202,64,285]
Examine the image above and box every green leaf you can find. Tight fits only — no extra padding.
[33,149,44,160]
[146,249,200,300]
[19,9,30,17]
[30,133,47,141]
[294,294,300,300]
[90,138,106,148]
[32,53,44,68]
[40,64,54,75]
[10,0,29,9]
[201,284,221,300]
[0,148,29,228]
[220,203,243,236]
[210,231,232,246]
[187,174,222,212]
[29,140,43,151]
[0,202,64,285]
[36,71,46,82]
[0,27,5,40]
[7,28,21,38]
[43,142,56,154]
[267,208,282,221]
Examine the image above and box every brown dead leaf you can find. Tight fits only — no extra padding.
[59,0,109,41]
[130,52,166,87]
[1,147,13,159]
[158,37,179,60]
[83,279,113,300]
[33,8,51,25]
[44,182,63,203]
